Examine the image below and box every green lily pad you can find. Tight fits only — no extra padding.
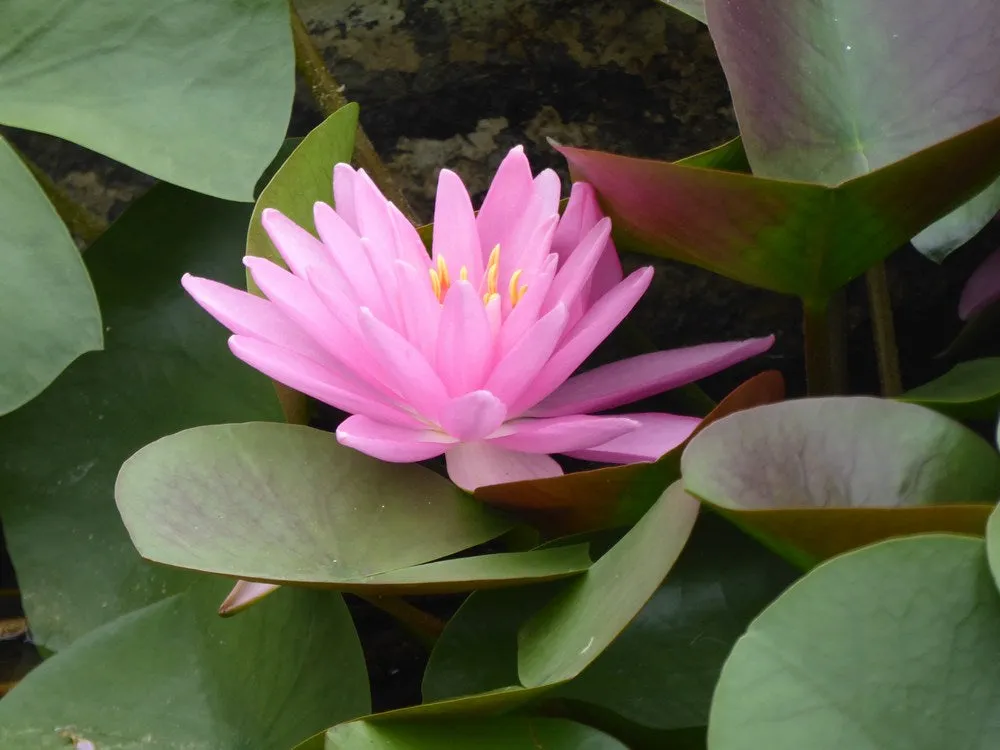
[0,184,283,651]
[708,535,1000,749]
[899,358,1000,420]
[336,546,592,595]
[704,0,1000,259]
[655,0,706,23]
[424,513,798,731]
[558,114,1000,302]
[325,717,627,750]
[116,421,514,585]
[475,370,785,536]
[518,481,701,687]
[0,580,369,750]
[0,0,293,200]
[681,397,1000,567]
[0,136,101,416]
[247,103,359,269]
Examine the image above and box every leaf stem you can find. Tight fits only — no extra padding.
[864,261,902,396]
[356,593,446,651]
[803,293,847,396]
[288,2,419,224]
[13,145,108,246]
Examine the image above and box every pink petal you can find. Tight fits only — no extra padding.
[314,201,385,314]
[438,390,508,441]
[360,237,401,330]
[436,280,494,396]
[565,413,701,463]
[432,169,483,281]
[244,256,362,367]
[498,254,559,356]
[445,442,563,491]
[260,208,331,278]
[359,307,450,420]
[531,336,776,418]
[388,202,433,269]
[503,214,558,313]
[228,335,417,427]
[181,274,329,364]
[542,218,612,313]
[352,170,399,258]
[489,415,639,454]
[336,414,454,462]
[551,182,589,261]
[332,163,359,231]
[551,183,623,307]
[499,172,562,288]
[485,303,568,406]
[219,581,279,616]
[508,266,654,414]
[477,146,534,258]
[393,260,441,361]
[959,247,1000,320]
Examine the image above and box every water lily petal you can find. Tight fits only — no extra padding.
[437,390,507,441]
[388,201,433,270]
[313,201,383,309]
[543,217,612,313]
[531,336,776,418]
[228,335,417,427]
[260,208,331,278]
[337,414,454,462]
[509,266,654,414]
[181,273,330,364]
[445,441,563,491]
[332,163,359,231]
[489,415,639,454]
[436,279,494,396]
[219,581,279,616]
[565,413,701,463]
[352,169,399,259]
[477,145,533,259]
[433,169,483,281]
[498,253,559,356]
[244,256,363,367]
[392,260,440,362]
[499,171,562,288]
[552,183,623,305]
[486,303,567,405]
[359,307,450,420]
[959,246,1000,320]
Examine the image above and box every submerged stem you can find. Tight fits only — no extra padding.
[13,146,108,246]
[288,2,418,224]
[803,294,847,396]
[356,594,446,651]
[865,262,902,396]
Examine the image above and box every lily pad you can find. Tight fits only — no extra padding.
[704,0,1000,259]
[518,481,701,687]
[899,358,1000,420]
[0,0,294,200]
[0,185,282,650]
[655,0,706,24]
[708,535,1000,749]
[424,513,798,731]
[325,717,627,750]
[0,581,369,750]
[0,136,101,416]
[116,421,513,585]
[558,114,1000,302]
[682,397,1000,566]
[475,370,785,536]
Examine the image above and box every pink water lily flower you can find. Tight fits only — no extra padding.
[182,146,773,491]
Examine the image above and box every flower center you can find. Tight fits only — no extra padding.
[428,245,528,306]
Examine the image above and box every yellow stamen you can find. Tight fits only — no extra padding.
[459,265,468,281]
[508,269,523,304]
[429,268,442,301]
[436,255,450,290]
